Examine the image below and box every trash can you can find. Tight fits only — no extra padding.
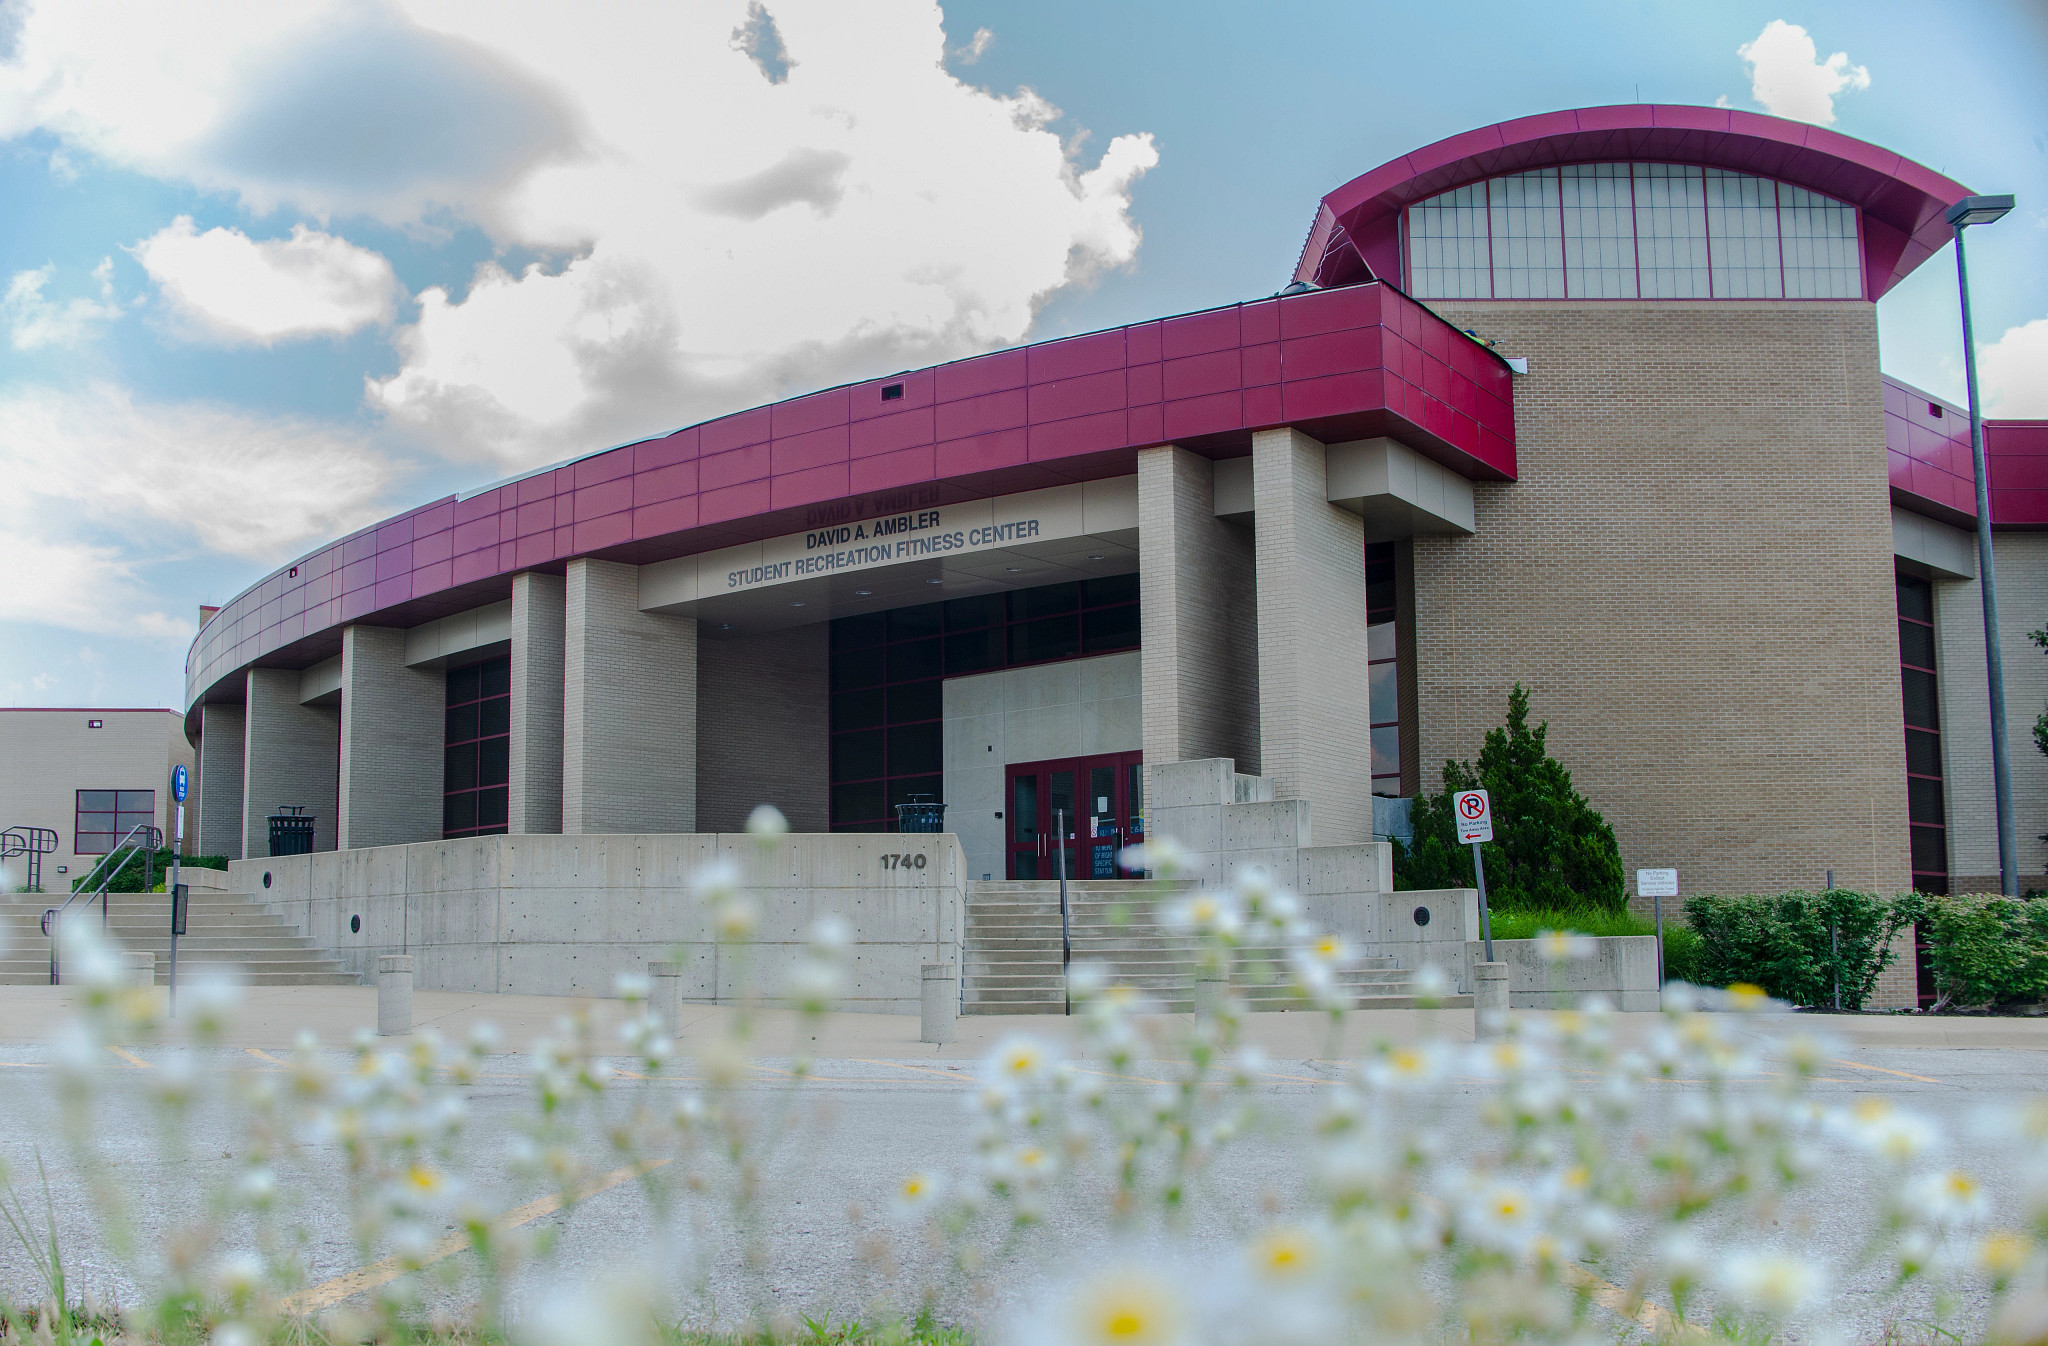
[267,805,315,857]
[894,795,947,833]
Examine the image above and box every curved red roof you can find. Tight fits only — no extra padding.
[1293,104,1972,301]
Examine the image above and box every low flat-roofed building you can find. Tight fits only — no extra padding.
[0,709,197,892]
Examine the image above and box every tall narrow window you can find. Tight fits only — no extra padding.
[1366,543,1401,797]
[1705,170,1783,298]
[1560,164,1638,298]
[1779,184,1863,298]
[1488,170,1564,298]
[1632,163,1711,298]
[1897,574,1947,895]
[1408,181,1492,298]
[444,655,510,838]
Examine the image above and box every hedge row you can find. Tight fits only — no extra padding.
[69,847,230,894]
[1682,891,2048,1012]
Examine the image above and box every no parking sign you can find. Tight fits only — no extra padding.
[1454,789,1493,844]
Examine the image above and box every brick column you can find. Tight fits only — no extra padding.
[1251,426,1374,846]
[197,702,246,859]
[241,669,339,857]
[563,558,698,833]
[509,571,566,834]
[696,624,827,832]
[338,626,444,849]
[1137,444,1260,776]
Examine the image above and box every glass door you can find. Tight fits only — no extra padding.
[1006,752,1142,879]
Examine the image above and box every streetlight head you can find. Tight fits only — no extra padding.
[1947,194,2015,229]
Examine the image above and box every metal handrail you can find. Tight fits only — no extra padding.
[45,823,163,984]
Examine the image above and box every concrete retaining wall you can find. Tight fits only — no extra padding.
[1465,935,1661,1011]
[231,832,965,1013]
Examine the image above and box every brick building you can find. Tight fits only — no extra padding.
[183,106,2045,1006]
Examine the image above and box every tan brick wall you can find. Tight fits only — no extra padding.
[244,668,340,855]
[509,571,566,835]
[1253,426,1376,845]
[0,708,192,883]
[338,626,443,849]
[563,558,698,834]
[696,623,829,833]
[1137,444,1260,779]
[1419,300,1910,904]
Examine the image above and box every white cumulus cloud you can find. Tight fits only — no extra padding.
[133,217,399,344]
[3,260,122,349]
[0,0,1159,470]
[1982,317,2048,418]
[1737,20,1870,125]
[0,384,410,638]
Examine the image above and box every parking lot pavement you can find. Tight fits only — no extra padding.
[2,986,2044,1336]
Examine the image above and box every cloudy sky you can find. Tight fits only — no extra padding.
[1,0,2044,710]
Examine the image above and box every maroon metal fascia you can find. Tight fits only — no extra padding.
[1296,104,1972,301]
[1887,374,2048,530]
[184,281,1517,718]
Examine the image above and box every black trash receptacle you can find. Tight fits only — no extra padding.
[267,806,315,856]
[895,796,947,833]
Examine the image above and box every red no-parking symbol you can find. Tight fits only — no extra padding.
[1454,789,1494,843]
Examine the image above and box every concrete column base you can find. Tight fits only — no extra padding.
[651,960,686,1032]
[920,963,957,1044]
[122,951,155,989]
[1194,967,1229,1017]
[377,954,414,1036]
[1473,960,1509,1040]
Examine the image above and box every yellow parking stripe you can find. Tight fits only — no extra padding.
[281,1158,670,1313]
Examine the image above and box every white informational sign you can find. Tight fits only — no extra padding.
[1637,868,1679,898]
[1454,789,1494,844]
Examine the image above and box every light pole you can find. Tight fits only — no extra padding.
[1946,193,2017,896]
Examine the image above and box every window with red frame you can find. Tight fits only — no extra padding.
[75,789,154,854]
[828,575,1140,832]
[444,656,510,838]
[1366,543,1401,797]
[1898,572,1947,1009]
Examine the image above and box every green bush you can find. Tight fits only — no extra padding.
[70,847,229,895]
[1913,893,2048,1010]
[1660,925,1706,987]
[1392,684,1625,912]
[1682,890,1912,1011]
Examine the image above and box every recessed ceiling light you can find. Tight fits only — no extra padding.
[790,601,805,607]
[1087,554,1105,561]
[925,578,944,585]
[719,623,733,630]
[854,589,872,596]
[1003,566,1021,573]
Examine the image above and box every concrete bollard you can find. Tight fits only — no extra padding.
[920,963,957,1045]
[650,961,686,1032]
[122,951,155,989]
[377,954,414,1036]
[1473,960,1510,1040]
[1193,968,1229,1017]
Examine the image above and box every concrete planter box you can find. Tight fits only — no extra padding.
[232,832,966,1013]
[1465,935,1661,1012]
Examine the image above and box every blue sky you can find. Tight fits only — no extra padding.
[0,0,2042,712]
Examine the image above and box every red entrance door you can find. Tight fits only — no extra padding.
[1005,752,1144,880]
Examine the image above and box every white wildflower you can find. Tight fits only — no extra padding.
[1719,1250,1824,1318]
[984,1035,1056,1088]
[1120,838,1190,879]
[690,859,741,905]
[1903,1168,1991,1228]
[745,803,789,838]
[1535,929,1597,962]
[612,971,651,1002]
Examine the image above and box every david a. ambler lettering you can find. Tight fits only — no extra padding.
[804,509,943,551]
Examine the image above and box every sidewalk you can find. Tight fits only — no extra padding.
[3,985,2044,1057]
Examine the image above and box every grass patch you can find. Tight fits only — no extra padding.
[1483,908,1709,987]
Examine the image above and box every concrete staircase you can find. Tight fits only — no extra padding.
[962,880,1469,1014]
[0,870,358,987]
